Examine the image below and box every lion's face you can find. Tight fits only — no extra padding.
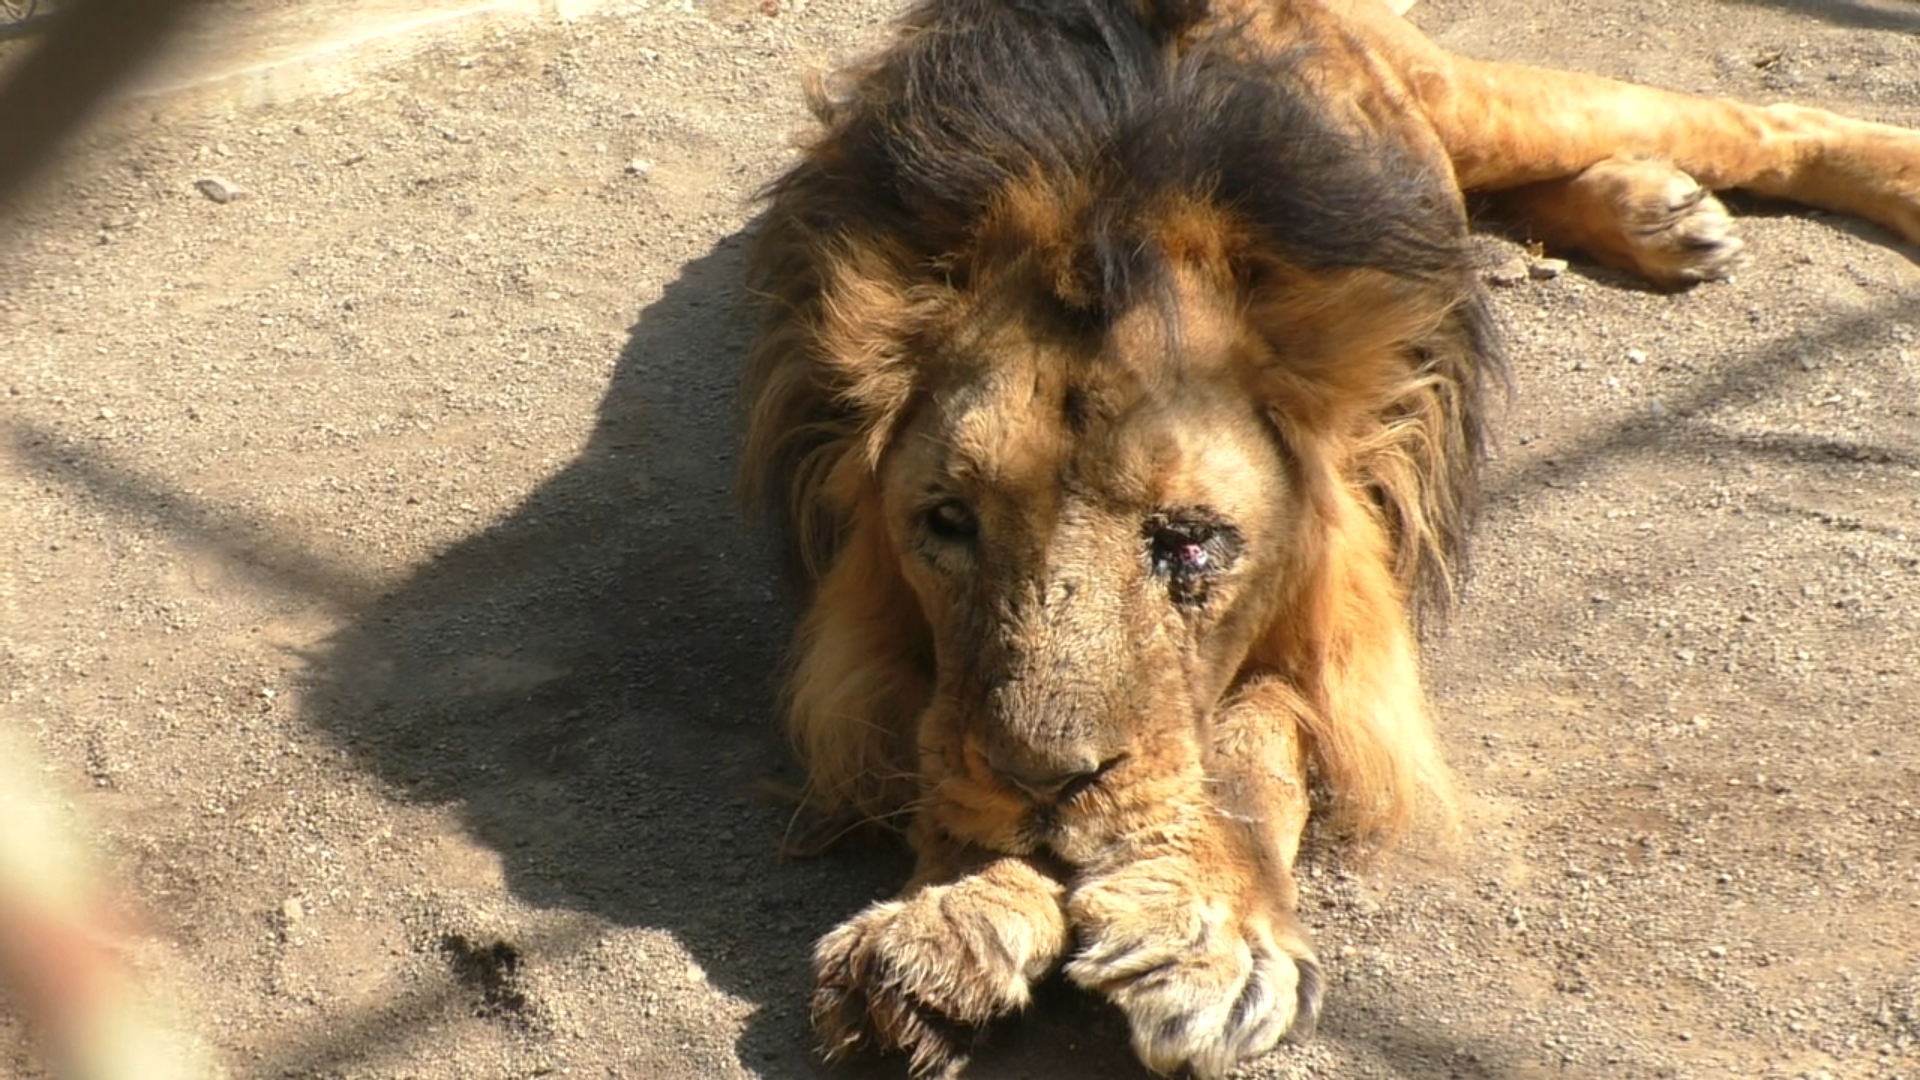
[877,262,1307,859]
[744,0,1497,862]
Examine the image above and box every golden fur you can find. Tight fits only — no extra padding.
[738,0,1920,1075]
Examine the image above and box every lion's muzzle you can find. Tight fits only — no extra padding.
[981,740,1122,804]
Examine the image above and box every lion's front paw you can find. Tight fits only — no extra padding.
[812,875,1066,1076]
[1064,868,1322,1080]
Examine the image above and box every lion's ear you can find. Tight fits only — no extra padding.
[1242,265,1452,441]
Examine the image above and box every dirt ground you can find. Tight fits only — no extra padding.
[2,1,1917,1078]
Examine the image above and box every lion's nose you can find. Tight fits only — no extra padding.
[984,745,1106,802]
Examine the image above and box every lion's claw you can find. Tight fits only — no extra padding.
[812,948,972,1077]
[810,875,1066,1076]
[1066,875,1321,1079]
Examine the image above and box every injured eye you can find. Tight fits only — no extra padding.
[1146,513,1240,606]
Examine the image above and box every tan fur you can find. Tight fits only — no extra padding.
[740,0,1920,1075]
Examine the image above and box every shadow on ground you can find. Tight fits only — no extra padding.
[293,220,1558,1076]
[0,214,1542,1076]
[294,227,1170,1077]
[263,17,1920,1058]
[17,218,1905,1076]
[1722,0,1920,33]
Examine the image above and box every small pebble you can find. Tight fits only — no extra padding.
[1485,257,1529,286]
[1528,257,1568,280]
[194,176,249,204]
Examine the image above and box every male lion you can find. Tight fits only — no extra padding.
[738,0,1920,1075]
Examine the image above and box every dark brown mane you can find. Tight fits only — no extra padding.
[743,0,1502,615]
[770,0,1475,282]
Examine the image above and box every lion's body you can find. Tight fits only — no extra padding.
[738,1,1920,1075]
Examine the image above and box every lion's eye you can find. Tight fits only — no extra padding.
[1146,514,1238,606]
[1150,526,1216,577]
[925,499,979,542]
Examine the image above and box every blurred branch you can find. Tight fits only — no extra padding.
[0,0,202,206]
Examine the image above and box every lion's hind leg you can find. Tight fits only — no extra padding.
[1495,154,1746,288]
[1341,3,1920,277]
[812,837,1072,1077]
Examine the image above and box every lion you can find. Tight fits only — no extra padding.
[737,0,1920,1075]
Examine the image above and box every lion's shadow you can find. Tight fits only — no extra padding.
[298,221,1570,1077]
[301,228,1175,1077]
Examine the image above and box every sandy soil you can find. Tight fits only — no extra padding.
[2,1,1917,1078]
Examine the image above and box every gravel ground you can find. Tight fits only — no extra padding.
[1,1,1916,1078]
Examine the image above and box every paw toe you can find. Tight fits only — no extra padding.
[1068,917,1317,1080]
[1289,951,1325,1041]
[1659,175,1709,213]
[811,905,974,1075]
[811,886,1057,1075]
[1636,183,1746,284]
